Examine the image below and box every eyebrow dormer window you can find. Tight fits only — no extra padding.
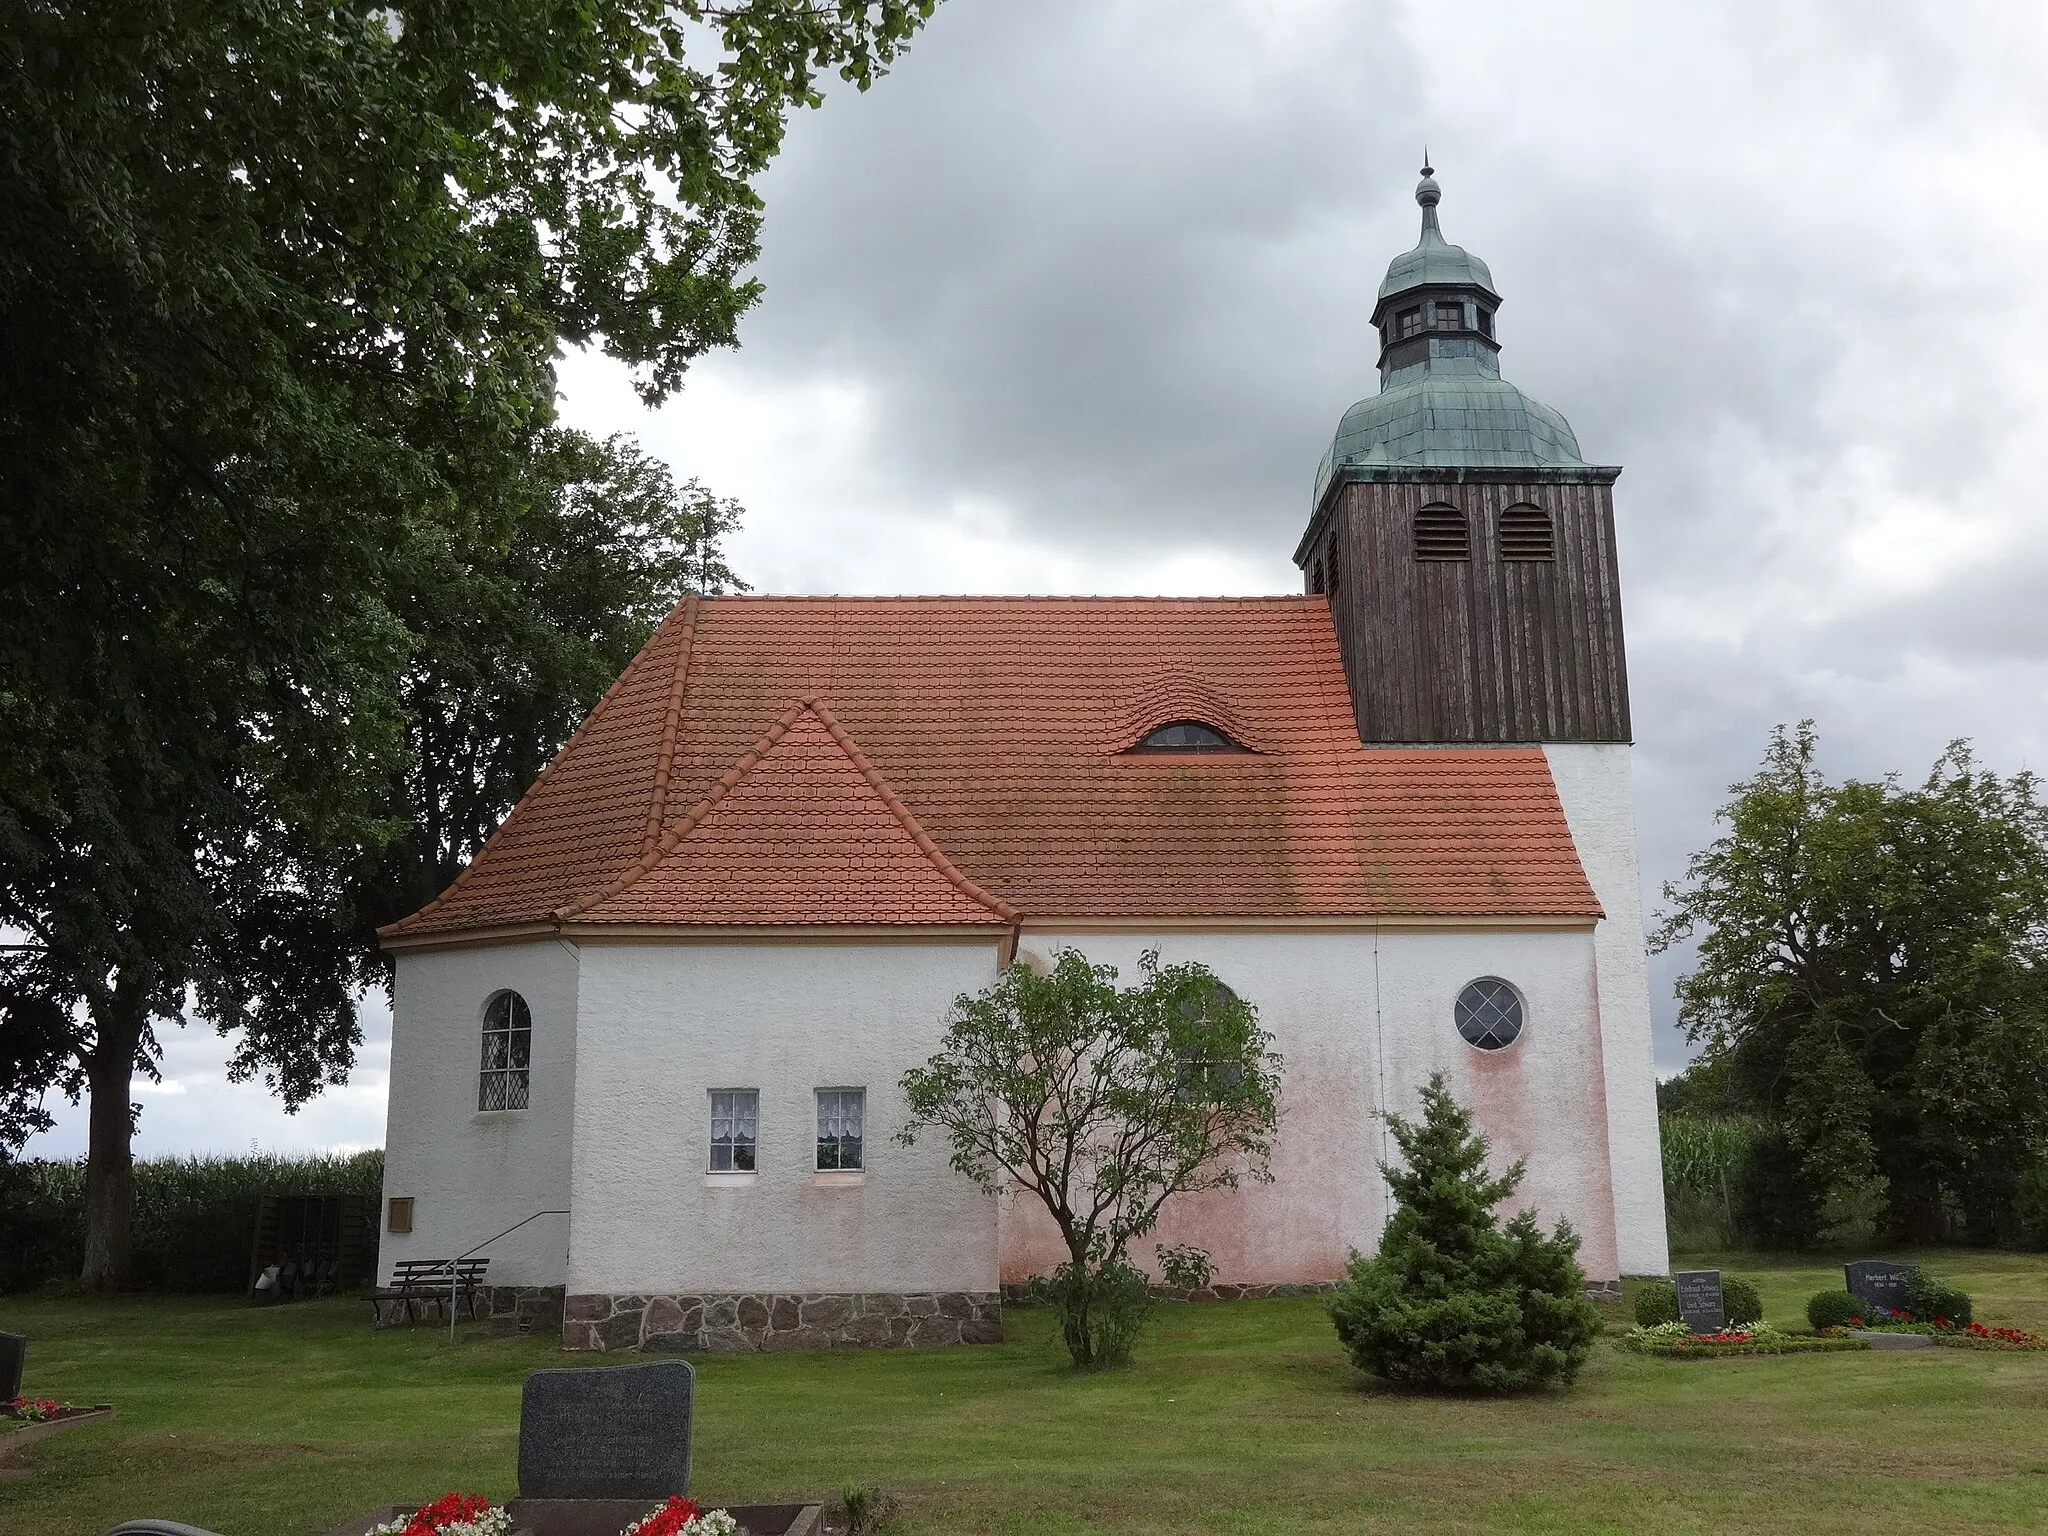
[1133,721,1246,753]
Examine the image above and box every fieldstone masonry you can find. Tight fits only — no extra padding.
[478,1284,567,1335]
[562,1291,1004,1353]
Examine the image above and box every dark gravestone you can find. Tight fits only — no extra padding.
[1674,1270,1725,1334]
[0,1331,23,1401]
[518,1361,694,1501]
[1844,1260,1917,1320]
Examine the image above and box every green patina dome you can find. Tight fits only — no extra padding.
[1316,165,1585,505]
[1376,170,1496,301]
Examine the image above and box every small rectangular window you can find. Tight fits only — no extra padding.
[387,1197,414,1234]
[1476,306,1494,338]
[816,1089,865,1171]
[1396,306,1424,339]
[709,1089,759,1172]
[1434,301,1464,329]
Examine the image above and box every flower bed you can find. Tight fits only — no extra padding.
[1817,1310,2048,1351]
[4,1396,107,1428]
[1620,1321,1868,1358]
[367,1494,745,1536]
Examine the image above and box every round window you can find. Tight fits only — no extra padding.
[1454,978,1524,1051]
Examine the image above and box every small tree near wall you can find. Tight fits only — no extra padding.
[899,949,1281,1368]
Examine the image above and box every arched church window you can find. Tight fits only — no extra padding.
[1133,720,1248,753]
[479,991,531,1110]
[1499,503,1556,562]
[1414,503,1470,562]
[1175,981,1249,1102]
[1454,978,1524,1051]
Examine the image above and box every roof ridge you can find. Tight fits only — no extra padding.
[639,595,701,861]
[806,697,1019,924]
[378,598,691,938]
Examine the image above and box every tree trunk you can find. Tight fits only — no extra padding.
[80,991,146,1291]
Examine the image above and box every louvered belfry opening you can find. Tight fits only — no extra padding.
[1413,502,1470,561]
[1498,503,1556,561]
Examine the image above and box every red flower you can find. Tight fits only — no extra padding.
[626,1496,704,1536]
[398,1492,495,1536]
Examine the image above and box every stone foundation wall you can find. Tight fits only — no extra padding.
[562,1291,1003,1354]
[371,1283,565,1330]
[999,1280,1338,1307]
[478,1284,567,1334]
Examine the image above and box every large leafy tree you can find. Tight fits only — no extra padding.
[900,950,1282,1367]
[0,0,936,1286]
[348,430,746,944]
[1655,724,2048,1243]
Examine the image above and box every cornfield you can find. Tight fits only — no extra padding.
[1660,1114,1771,1250]
[0,1149,383,1293]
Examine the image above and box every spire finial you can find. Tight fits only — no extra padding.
[1415,155,1442,232]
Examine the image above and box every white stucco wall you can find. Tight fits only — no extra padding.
[998,927,1623,1287]
[566,939,1005,1297]
[379,941,579,1287]
[1543,742,1671,1277]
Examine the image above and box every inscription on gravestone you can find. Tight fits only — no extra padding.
[1844,1260,1916,1320]
[0,1332,23,1402]
[1674,1270,1725,1334]
[518,1360,694,1500]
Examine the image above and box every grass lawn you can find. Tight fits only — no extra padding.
[4,1251,2048,1536]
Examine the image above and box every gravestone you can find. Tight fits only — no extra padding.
[1844,1260,1917,1320]
[1673,1270,1725,1334]
[0,1332,23,1402]
[518,1360,694,1500]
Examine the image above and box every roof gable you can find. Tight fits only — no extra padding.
[565,698,1013,928]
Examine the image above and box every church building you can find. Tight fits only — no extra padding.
[376,167,1671,1352]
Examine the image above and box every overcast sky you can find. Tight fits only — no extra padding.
[24,0,2048,1159]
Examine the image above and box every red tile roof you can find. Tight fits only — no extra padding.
[383,596,1599,939]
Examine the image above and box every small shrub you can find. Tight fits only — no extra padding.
[1907,1271,1972,1326]
[1634,1282,1678,1327]
[1808,1289,1865,1330]
[1327,1073,1604,1392]
[1027,1256,1152,1369]
[837,1481,900,1535]
[1722,1276,1763,1326]
[1154,1242,1212,1291]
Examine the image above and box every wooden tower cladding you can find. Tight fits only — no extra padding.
[1297,465,1630,743]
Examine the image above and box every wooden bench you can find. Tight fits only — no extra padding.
[370,1257,490,1325]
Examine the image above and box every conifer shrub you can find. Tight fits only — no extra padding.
[1906,1271,1972,1326]
[1327,1072,1604,1392]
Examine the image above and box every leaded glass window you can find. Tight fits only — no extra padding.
[479,991,531,1110]
[816,1088,865,1170]
[1455,978,1524,1051]
[709,1089,759,1172]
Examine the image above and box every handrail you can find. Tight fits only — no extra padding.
[447,1208,569,1340]
[459,1208,569,1262]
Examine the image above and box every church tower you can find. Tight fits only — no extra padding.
[1299,165,1669,1278]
